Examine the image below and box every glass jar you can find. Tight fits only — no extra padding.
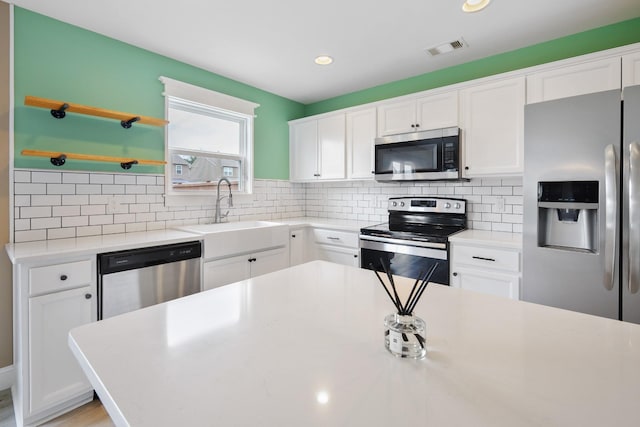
[384,313,426,359]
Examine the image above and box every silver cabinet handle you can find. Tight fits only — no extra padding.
[327,236,340,241]
[629,142,640,294]
[604,144,618,291]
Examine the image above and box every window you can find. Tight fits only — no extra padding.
[160,77,259,201]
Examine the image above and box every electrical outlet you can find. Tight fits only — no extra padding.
[106,196,119,214]
[496,197,505,213]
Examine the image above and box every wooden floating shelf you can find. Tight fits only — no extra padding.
[22,149,166,170]
[24,95,169,128]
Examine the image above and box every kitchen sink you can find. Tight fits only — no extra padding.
[174,221,289,260]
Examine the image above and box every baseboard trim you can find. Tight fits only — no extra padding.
[0,365,14,391]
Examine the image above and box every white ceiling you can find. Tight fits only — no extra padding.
[8,0,640,104]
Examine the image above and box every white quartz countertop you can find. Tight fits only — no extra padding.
[4,229,201,263]
[449,229,523,249]
[276,216,378,231]
[69,261,640,427]
[5,217,377,263]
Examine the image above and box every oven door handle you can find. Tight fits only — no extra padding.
[359,238,448,260]
[359,235,447,250]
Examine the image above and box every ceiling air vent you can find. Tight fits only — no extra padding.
[425,38,467,57]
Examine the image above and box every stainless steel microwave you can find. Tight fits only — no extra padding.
[374,127,460,181]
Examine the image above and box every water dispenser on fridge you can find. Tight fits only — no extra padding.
[537,181,599,253]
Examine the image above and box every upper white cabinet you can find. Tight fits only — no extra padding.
[527,57,621,104]
[377,91,458,136]
[460,76,525,177]
[290,114,345,181]
[623,51,640,88]
[346,108,376,180]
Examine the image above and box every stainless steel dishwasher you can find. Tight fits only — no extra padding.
[98,241,202,320]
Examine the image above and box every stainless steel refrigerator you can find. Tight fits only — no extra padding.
[523,85,640,323]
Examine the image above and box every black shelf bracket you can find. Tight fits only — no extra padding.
[120,160,139,170]
[50,103,69,119]
[50,154,67,166]
[120,116,141,129]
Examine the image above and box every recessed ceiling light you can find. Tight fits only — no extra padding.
[314,55,333,65]
[462,0,491,13]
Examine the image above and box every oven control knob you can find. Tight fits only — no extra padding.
[454,203,461,209]
[392,201,397,207]
[400,202,405,207]
[444,202,451,209]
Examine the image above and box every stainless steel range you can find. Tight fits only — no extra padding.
[360,197,467,284]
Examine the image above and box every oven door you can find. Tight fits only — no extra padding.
[360,239,450,285]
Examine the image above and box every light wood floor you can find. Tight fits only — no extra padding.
[41,399,114,427]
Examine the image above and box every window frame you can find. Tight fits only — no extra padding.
[160,76,259,206]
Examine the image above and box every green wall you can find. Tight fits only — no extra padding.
[305,17,640,116]
[14,8,304,179]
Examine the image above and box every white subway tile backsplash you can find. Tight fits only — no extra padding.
[90,174,114,184]
[20,206,52,218]
[13,169,522,242]
[62,216,89,227]
[32,171,62,184]
[47,184,76,194]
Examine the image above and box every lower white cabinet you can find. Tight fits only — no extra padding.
[315,244,359,267]
[310,228,360,268]
[289,227,309,266]
[13,257,97,427]
[450,241,521,300]
[203,247,289,291]
[28,286,93,414]
[451,267,520,300]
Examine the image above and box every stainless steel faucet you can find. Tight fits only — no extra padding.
[214,177,233,223]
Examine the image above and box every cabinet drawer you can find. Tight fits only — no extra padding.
[29,260,92,296]
[453,245,520,272]
[312,229,359,248]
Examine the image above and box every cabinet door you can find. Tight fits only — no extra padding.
[416,91,458,131]
[289,228,308,266]
[314,244,360,267]
[28,286,93,414]
[527,57,621,104]
[251,247,289,278]
[377,99,417,136]
[451,266,520,300]
[289,120,318,181]
[346,108,376,179]
[460,76,525,177]
[623,51,640,88]
[203,255,251,291]
[317,114,346,180]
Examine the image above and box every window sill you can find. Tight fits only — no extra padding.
[164,192,254,207]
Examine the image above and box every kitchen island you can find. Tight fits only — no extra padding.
[69,261,640,426]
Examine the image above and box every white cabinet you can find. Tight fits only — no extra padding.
[290,114,345,181]
[289,227,309,266]
[450,242,521,300]
[623,51,640,88]
[203,247,289,291]
[310,228,360,268]
[460,76,525,177]
[451,267,520,300]
[346,108,376,179]
[377,91,458,136]
[28,286,93,414]
[13,257,97,426]
[527,57,621,104]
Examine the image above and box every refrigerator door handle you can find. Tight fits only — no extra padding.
[629,142,640,294]
[604,144,617,291]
